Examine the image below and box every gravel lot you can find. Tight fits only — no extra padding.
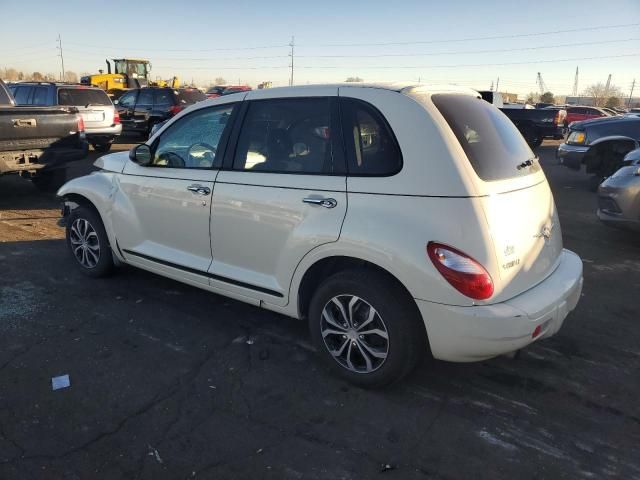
[1,140,639,479]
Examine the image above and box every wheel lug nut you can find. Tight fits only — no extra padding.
[359,335,364,340]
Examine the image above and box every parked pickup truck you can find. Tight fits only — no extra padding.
[479,91,566,148]
[0,79,88,190]
[558,115,640,191]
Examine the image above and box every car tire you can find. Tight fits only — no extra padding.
[65,206,114,278]
[92,142,112,153]
[308,269,426,388]
[31,170,66,193]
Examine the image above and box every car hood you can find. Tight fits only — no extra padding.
[570,115,638,131]
[94,151,128,173]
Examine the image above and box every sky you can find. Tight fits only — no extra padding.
[1,0,639,98]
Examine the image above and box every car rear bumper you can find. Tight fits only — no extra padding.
[85,124,122,140]
[557,143,588,170]
[416,249,583,362]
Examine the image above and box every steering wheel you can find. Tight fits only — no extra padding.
[187,143,217,167]
[157,151,185,168]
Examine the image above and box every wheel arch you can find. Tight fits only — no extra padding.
[295,255,425,334]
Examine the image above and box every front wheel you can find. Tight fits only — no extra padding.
[308,270,426,388]
[65,206,114,277]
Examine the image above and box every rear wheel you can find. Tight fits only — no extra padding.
[308,270,426,388]
[65,206,114,277]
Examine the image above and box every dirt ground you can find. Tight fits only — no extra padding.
[0,140,639,479]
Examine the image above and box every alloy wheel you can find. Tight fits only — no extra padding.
[69,218,100,269]
[320,295,389,374]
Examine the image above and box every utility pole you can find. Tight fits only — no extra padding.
[495,77,499,92]
[57,34,65,81]
[604,74,612,98]
[572,66,579,97]
[490,80,494,92]
[629,79,636,108]
[289,36,295,87]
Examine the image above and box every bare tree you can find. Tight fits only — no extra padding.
[214,77,226,85]
[345,76,364,83]
[582,82,623,107]
[64,71,78,83]
[3,68,19,81]
[31,72,44,81]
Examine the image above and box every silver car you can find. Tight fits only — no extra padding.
[57,86,122,152]
[598,148,640,231]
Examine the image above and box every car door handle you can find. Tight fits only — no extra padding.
[302,197,337,208]
[187,184,211,195]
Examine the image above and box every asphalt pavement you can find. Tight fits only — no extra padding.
[0,140,639,479]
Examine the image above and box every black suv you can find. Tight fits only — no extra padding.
[115,87,206,135]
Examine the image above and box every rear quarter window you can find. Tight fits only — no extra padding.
[58,88,111,106]
[429,94,539,181]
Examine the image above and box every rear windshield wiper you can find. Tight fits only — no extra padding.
[516,157,538,170]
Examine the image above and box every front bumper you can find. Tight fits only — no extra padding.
[416,249,583,362]
[557,143,588,170]
[597,176,640,231]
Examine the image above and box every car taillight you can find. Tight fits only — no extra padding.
[427,242,494,300]
[76,114,85,132]
[113,110,121,125]
[169,105,183,115]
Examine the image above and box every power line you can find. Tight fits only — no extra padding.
[297,38,640,58]
[64,41,290,52]
[308,22,640,47]
[296,53,640,69]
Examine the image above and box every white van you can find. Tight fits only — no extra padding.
[58,83,583,387]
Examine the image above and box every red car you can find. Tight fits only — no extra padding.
[565,106,610,126]
[205,85,251,99]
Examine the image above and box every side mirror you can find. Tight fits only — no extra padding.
[130,144,152,166]
[113,99,119,105]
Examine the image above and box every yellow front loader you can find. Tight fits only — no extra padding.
[80,59,179,99]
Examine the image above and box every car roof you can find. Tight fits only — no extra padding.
[238,83,479,99]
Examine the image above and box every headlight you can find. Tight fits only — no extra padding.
[568,131,586,145]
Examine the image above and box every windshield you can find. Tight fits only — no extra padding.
[429,93,539,181]
[58,88,112,106]
[176,89,206,104]
[114,60,148,79]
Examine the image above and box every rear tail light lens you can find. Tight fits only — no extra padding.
[427,242,494,300]
[168,105,183,115]
[113,110,121,125]
[76,114,85,132]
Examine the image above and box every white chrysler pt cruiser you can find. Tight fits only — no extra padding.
[58,84,583,387]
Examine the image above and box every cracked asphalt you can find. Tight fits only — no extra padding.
[1,140,639,479]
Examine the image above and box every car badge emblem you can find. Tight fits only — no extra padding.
[534,223,554,242]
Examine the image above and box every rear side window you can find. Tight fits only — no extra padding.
[430,94,538,181]
[32,86,48,106]
[176,90,206,104]
[137,89,153,106]
[340,98,402,176]
[154,89,174,108]
[118,91,137,108]
[13,86,32,104]
[233,97,334,174]
[58,88,111,106]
